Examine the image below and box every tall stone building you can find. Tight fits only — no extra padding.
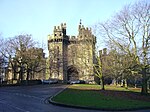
[47,22,96,83]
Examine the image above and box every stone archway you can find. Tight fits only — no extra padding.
[67,65,79,81]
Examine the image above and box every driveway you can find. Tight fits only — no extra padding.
[0,84,149,112]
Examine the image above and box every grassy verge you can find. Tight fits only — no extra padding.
[51,84,150,110]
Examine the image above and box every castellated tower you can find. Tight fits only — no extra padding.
[47,22,96,83]
[48,23,69,82]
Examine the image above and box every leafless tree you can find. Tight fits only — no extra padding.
[1,34,45,84]
[97,1,150,94]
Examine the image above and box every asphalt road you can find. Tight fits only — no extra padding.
[0,84,149,112]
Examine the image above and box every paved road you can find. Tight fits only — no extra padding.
[0,84,149,112]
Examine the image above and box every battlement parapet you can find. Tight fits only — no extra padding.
[48,22,96,43]
[68,35,76,40]
[53,23,66,31]
[78,25,92,36]
[68,35,76,43]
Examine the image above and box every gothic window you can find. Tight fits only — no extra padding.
[57,46,59,50]
[60,34,61,36]
[87,59,90,63]
[56,46,59,56]
[55,34,57,36]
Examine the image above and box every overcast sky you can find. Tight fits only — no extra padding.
[0,0,141,55]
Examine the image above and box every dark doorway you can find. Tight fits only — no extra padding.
[67,65,79,81]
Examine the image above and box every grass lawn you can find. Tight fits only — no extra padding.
[51,84,150,110]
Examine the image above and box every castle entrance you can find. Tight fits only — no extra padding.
[67,65,79,81]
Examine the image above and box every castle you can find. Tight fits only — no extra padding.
[47,22,96,83]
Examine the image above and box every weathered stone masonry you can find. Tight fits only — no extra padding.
[47,22,96,82]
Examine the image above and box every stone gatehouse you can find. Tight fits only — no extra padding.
[47,22,96,82]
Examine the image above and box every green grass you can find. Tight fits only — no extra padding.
[52,84,150,110]
[69,84,142,92]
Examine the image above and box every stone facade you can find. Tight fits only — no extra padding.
[47,22,96,82]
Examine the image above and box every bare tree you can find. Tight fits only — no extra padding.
[98,1,150,94]
[24,48,46,83]
[1,34,45,84]
[94,51,104,90]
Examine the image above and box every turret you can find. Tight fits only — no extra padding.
[48,23,68,42]
[77,20,94,43]
[61,23,66,35]
[53,23,66,38]
[103,48,107,55]
[47,23,69,82]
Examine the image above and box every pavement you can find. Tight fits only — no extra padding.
[0,84,150,112]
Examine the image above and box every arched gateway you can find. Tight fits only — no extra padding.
[67,65,79,81]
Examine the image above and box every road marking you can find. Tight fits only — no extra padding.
[0,91,42,100]
[0,99,30,112]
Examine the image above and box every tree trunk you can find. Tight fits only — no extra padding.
[100,76,105,90]
[141,68,148,95]
[18,67,24,84]
[20,69,23,83]
[26,69,30,85]
[18,70,21,84]
[141,79,148,95]
[124,79,128,89]
[147,81,150,89]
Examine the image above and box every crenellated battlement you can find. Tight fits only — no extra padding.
[78,23,93,41]
[68,35,77,44]
[48,22,95,42]
[48,22,96,45]
[48,23,68,41]
[68,35,76,40]
[53,23,66,31]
